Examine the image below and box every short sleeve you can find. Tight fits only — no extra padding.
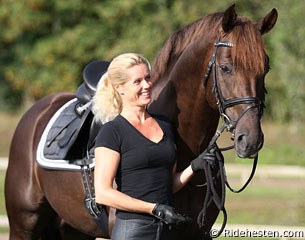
[95,121,121,153]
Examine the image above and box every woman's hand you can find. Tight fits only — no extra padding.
[190,150,216,173]
[151,203,191,225]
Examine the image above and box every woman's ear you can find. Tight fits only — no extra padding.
[114,83,124,95]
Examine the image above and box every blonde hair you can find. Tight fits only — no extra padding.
[92,53,151,124]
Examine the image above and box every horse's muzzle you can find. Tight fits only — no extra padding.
[235,131,264,158]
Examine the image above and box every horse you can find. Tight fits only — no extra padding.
[5,4,277,240]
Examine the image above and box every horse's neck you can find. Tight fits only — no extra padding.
[149,75,219,162]
[150,38,220,155]
[149,75,178,122]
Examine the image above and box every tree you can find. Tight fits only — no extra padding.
[0,0,174,107]
[1,0,305,123]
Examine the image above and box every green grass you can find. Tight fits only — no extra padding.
[222,185,305,226]
[1,112,305,237]
[0,170,8,234]
[214,179,305,240]
[260,121,305,167]
[0,171,6,216]
[215,121,305,167]
[260,144,305,166]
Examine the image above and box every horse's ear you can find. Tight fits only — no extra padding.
[222,4,237,33]
[256,8,278,35]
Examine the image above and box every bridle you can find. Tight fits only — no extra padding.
[197,40,266,238]
[204,41,264,133]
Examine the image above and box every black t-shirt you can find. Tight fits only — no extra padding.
[95,114,176,219]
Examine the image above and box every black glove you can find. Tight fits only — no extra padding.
[190,149,216,173]
[152,203,191,225]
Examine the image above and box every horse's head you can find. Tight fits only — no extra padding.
[205,4,278,158]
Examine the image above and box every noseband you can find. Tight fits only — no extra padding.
[204,41,264,132]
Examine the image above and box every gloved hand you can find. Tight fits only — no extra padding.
[190,149,216,173]
[152,203,191,225]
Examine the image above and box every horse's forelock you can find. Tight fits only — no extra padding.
[230,18,266,74]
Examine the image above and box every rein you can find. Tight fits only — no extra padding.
[197,40,263,238]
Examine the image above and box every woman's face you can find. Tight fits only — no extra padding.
[117,63,152,108]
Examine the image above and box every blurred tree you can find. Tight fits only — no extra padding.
[0,0,174,106]
[0,0,304,123]
[263,0,305,122]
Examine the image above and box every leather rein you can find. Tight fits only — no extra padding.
[197,40,265,238]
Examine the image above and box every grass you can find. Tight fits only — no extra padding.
[214,120,305,167]
[223,184,305,226]
[0,111,305,238]
[214,176,305,240]
[0,170,8,234]
[259,121,305,166]
[0,171,5,216]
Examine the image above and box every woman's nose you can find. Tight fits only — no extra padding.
[142,79,152,88]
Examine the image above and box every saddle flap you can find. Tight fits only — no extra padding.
[43,100,92,160]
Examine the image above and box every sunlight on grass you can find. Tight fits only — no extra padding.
[0,227,9,234]
[260,144,305,166]
[214,180,305,227]
[0,170,6,216]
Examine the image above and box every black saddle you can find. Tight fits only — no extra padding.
[76,60,110,103]
[43,60,110,163]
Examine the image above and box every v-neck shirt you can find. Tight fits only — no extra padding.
[95,114,176,220]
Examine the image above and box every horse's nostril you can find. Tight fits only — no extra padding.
[236,133,245,143]
[236,133,248,152]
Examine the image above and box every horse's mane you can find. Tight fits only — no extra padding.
[152,13,223,82]
[152,12,266,83]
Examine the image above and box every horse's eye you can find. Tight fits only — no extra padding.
[219,64,232,73]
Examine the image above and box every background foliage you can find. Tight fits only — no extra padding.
[0,0,304,123]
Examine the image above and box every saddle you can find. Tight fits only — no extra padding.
[38,60,111,237]
[42,60,110,164]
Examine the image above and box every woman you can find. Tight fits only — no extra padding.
[93,53,206,240]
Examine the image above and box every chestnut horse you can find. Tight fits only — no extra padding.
[5,5,277,240]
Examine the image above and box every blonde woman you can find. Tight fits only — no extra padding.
[93,53,206,240]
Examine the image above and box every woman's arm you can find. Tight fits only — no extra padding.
[172,162,194,193]
[94,147,155,214]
